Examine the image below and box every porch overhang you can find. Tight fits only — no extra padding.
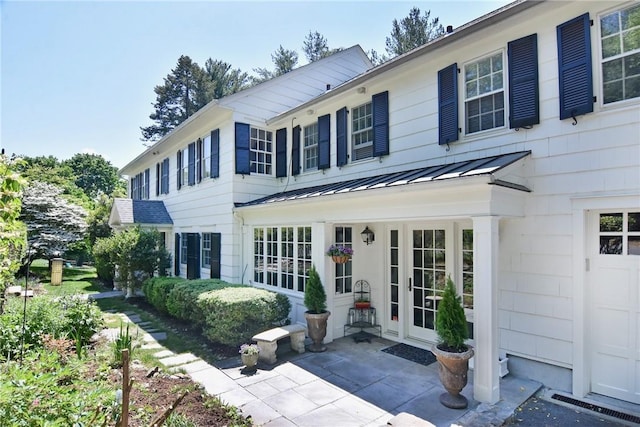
[235,151,531,221]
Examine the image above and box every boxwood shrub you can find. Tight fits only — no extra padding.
[142,276,183,314]
[165,280,240,325]
[198,287,291,347]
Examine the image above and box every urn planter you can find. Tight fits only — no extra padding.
[241,353,259,373]
[431,344,474,409]
[304,311,331,352]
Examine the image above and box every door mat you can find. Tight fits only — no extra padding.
[381,343,436,367]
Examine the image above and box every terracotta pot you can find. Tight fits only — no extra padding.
[304,311,331,352]
[431,344,474,409]
[355,301,370,309]
[331,255,350,264]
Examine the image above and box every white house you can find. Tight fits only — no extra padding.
[113,0,640,406]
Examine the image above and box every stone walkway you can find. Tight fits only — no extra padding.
[106,308,541,427]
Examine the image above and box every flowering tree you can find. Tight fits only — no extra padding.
[0,154,27,313]
[20,181,87,260]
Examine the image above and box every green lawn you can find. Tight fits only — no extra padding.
[29,260,106,296]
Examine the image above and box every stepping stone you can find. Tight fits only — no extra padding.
[142,332,167,342]
[154,349,175,359]
[141,342,164,350]
[159,353,199,367]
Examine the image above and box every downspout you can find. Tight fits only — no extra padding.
[233,209,246,284]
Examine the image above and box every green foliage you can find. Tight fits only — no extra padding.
[0,295,102,360]
[144,277,290,347]
[252,45,299,84]
[142,276,184,314]
[0,154,27,314]
[64,153,121,199]
[165,279,234,324]
[199,287,291,347]
[93,226,171,291]
[302,31,338,62]
[112,322,137,367]
[435,276,468,352]
[0,350,116,426]
[303,265,326,314]
[385,7,445,57]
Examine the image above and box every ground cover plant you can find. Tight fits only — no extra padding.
[1,265,252,426]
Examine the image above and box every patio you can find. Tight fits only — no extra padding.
[206,336,542,426]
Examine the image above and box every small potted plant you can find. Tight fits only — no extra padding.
[431,276,474,409]
[304,265,331,352]
[326,244,353,263]
[239,343,260,372]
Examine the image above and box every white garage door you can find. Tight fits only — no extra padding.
[590,211,640,404]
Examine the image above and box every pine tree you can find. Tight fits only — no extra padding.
[385,7,445,58]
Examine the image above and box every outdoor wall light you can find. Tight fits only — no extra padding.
[361,226,375,245]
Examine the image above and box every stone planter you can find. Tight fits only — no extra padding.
[304,311,331,352]
[431,344,475,409]
[241,352,259,372]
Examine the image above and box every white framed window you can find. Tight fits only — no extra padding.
[351,102,373,161]
[253,225,311,292]
[464,52,505,134]
[303,123,318,171]
[160,158,169,194]
[181,233,187,264]
[180,147,189,187]
[250,127,273,175]
[599,211,640,255]
[201,233,211,268]
[334,226,353,294]
[202,134,211,179]
[600,4,640,104]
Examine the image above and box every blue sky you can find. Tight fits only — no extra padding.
[1,0,510,169]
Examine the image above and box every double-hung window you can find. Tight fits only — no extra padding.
[600,4,640,104]
[201,233,211,268]
[180,233,188,264]
[351,102,373,161]
[464,52,505,134]
[202,134,212,179]
[250,128,273,175]
[160,158,169,194]
[303,123,318,171]
[179,147,189,188]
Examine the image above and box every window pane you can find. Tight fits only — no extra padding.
[600,213,623,231]
[602,36,621,59]
[628,213,640,231]
[601,12,620,37]
[600,236,623,254]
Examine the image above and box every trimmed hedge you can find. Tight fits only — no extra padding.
[142,277,183,314]
[143,277,291,347]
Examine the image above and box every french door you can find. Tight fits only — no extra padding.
[407,225,453,342]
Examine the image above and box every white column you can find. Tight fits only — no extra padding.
[472,216,500,404]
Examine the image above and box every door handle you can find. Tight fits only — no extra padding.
[408,278,412,292]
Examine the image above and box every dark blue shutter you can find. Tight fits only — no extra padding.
[372,91,389,157]
[508,34,539,128]
[197,138,203,183]
[155,163,160,196]
[176,151,182,190]
[130,178,134,198]
[210,232,221,279]
[174,233,180,276]
[211,129,220,178]
[276,128,287,178]
[318,114,330,170]
[292,126,301,176]
[188,142,196,186]
[557,13,593,120]
[235,122,250,175]
[336,107,348,167]
[438,63,459,145]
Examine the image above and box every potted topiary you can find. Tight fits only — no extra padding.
[303,265,331,352]
[431,276,474,409]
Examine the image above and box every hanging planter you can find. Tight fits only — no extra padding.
[326,244,353,264]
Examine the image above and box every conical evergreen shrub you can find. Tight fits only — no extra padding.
[304,265,327,313]
[435,276,468,352]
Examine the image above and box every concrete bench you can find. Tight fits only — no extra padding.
[252,324,306,364]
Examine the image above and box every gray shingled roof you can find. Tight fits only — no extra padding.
[236,151,531,208]
[112,198,173,225]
